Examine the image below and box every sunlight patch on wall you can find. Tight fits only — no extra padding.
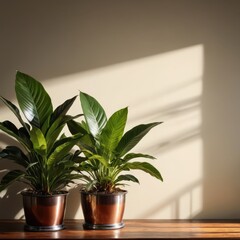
[0,45,204,219]
[42,44,204,219]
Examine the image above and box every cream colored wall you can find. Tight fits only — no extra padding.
[0,0,240,220]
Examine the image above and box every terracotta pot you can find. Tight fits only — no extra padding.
[81,190,127,230]
[21,191,68,231]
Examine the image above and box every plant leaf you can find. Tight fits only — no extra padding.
[47,135,82,166]
[89,154,109,167]
[0,121,31,150]
[115,174,139,184]
[30,126,47,156]
[67,119,88,135]
[123,162,163,181]
[46,115,82,153]
[50,95,77,125]
[15,71,53,128]
[116,122,162,157]
[0,146,29,167]
[80,92,107,138]
[123,153,156,161]
[0,96,29,133]
[99,107,128,160]
[0,170,25,192]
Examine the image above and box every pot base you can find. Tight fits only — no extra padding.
[83,222,124,230]
[24,224,65,232]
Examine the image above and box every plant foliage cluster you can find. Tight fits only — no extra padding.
[68,92,163,193]
[0,71,82,194]
[0,71,163,195]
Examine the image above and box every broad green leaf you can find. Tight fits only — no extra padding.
[0,170,25,192]
[47,135,82,166]
[80,92,107,138]
[75,133,96,155]
[46,115,83,153]
[18,126,30,137]
[45,117,65,153]
[0,121,18,142]
[115,174,139,184]
[50,96,77,125]
[116,122,162,157]
[30,126,47,156]
[99,107,128,160]
[0,120,18,134]
[67,119,88,135]
[15,71,53,128]
[0,121,31,150]
[123,162,163,181]
[0,96,29,133]
[89,154,108,167]
[123,153,156,161]
[0,146,29,167]
[18,127,32,148]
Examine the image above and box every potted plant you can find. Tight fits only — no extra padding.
[0,71,82,231]
[67,92,163,230]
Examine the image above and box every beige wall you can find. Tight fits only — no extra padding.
[1,0,240,220]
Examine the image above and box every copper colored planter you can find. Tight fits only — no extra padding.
[81,190,127,230]
[21,191,68,231]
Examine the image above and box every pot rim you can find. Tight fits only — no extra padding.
[21,190,69,197]
[80,189,127,196]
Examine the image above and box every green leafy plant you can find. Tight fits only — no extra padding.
[68,92,163,193]
[0,71,82,194]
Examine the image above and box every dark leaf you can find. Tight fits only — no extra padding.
[0,96,29,133]
[50,95,77,125]
[67,119,88,135]
[0,146,29,167]
[0,170,25,192]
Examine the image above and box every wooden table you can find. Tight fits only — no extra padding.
[1,219,240,239]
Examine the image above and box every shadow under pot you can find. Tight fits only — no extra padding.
[21,191,68,231]
[81,190,127,230]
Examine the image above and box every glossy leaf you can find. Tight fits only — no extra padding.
[99,107,128,160]
[50,96,77,125]
[67,119,88,135]
[80,92,107,138]
[46,114,83,153]
[123,162,163,181]
[18,127,32,148]
[15,71,53,128]
[30,126,47,156]
[47,135,82,166]
[116,122,162,157]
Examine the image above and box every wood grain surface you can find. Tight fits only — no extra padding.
[1,219,240,239]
